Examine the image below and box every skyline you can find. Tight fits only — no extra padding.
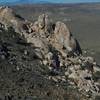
[0,0,100,3]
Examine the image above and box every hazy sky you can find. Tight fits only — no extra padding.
[0,0,100,3]
[47,0,100,3]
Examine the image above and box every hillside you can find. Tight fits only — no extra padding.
[0,5,100,100]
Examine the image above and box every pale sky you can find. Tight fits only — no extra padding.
[0,0,100,3]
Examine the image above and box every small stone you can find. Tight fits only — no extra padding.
[61,78,66,82]
[65,71,69,76]
[52,77,58,82]
[24,50,28,55]
[74,65,80,70]
[68,72,78,79]
[78,59,82,64]
[48,67,52,70]
[43,60,48,65]
[16,66,20,71]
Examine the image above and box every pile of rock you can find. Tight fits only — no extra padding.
[48,55,100,97]
[65,56,99,93]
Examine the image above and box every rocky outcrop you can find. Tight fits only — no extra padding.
[0,7,82,58]
[31,14,53,37]
[30,15,82,58]
[53,21,82,56]
[0,6,100,99]
[0,6,30,34]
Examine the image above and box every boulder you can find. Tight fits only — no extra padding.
[53,21,82,56]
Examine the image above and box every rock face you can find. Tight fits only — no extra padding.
[53,21,82,56]
[32,14,53,36]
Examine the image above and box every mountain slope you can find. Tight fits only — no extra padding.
[0,6,100,100]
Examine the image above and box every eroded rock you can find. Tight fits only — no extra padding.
[53,21,82,56]
[32,14,53,37]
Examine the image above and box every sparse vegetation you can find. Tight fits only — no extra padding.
[0,3,100,100]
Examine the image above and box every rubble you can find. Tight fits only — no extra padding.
[49,55,100,97]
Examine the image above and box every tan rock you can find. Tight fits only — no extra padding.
[43,60,48,65]
[53,21,82,56]
[32,14,53,37]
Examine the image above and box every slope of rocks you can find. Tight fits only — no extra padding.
[0,6,100,100]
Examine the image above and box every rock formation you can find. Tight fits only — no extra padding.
[0,6,100,99]
[32,14,53,37]
[0,7,82,58]
[0,6,30,34]
[52,21,82,56]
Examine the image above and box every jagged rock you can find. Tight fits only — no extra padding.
[32,14,53,37]
[0,6,30,34]
[31,21,39,33]
[52,21,82,56]
[0,7,82,59]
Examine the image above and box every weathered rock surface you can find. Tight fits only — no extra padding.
[0,6,31,34]
[32,14,53,36]
[53,21,82,56]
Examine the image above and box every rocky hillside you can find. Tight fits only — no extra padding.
[0,6,100,100]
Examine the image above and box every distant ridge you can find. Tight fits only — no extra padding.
[0,0,52,5]
[0,0,100,6]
